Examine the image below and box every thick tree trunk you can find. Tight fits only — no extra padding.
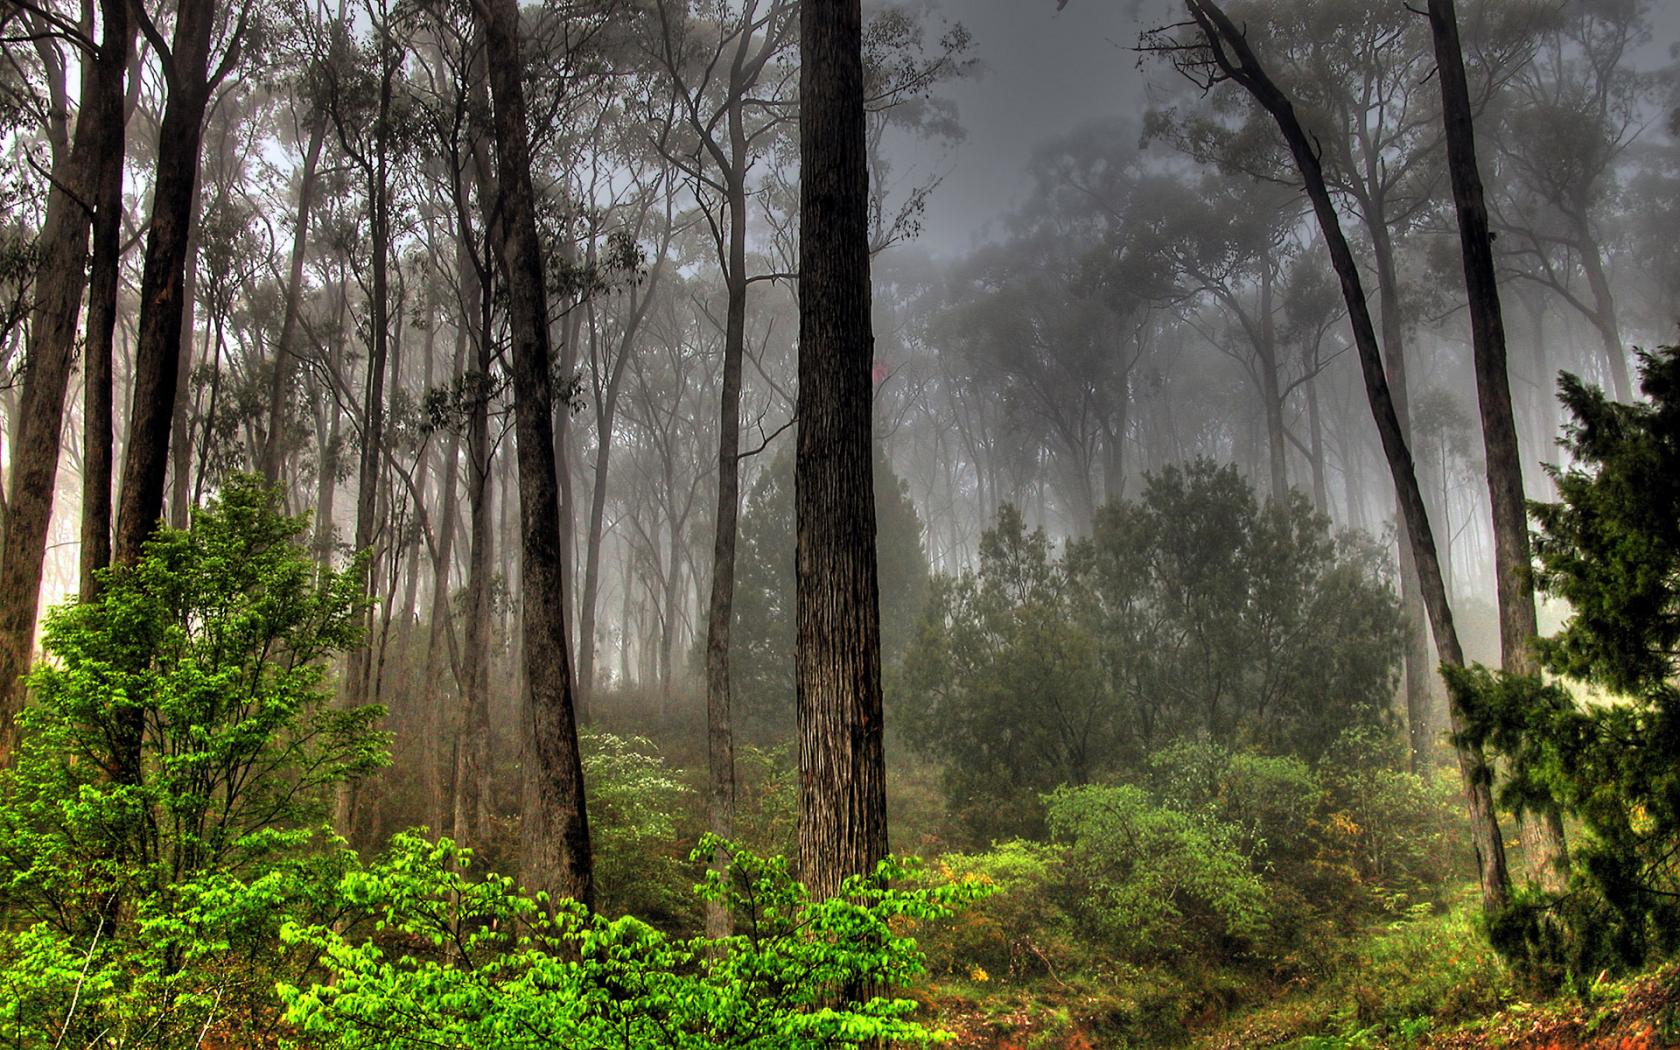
[796,0,888,902]
[0,12,113,758]
[114,0,222,568]
[1427,0,1569,894]
[1185,0,1511,916]
[475,0,593,909]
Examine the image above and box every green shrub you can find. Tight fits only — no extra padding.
[1045,783,1271,961]
[0,475,385,1047]
[921,840,1078,980]
[280,832,988,1049]
[582,729,696,925]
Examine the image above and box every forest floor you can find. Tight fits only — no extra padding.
[918,895,1680,1050]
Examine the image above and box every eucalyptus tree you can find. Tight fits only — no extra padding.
[797,0,888,904]
[1149,0,1514,917]
[1119,172,1301,500]
[1144,0,1540,774]
[309,0,418,712]
[1429,0,1569,891]
[643,0,796,930]
[471,0,595,909]
[1492,0,1656,402]
[0,0,132,760]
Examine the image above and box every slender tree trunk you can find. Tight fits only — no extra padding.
[1428,0,1569,894]
[577,309,637,714]
[346,59,396,715]
[475,0,593,909]
[797,0,888,902]
[454,221,495,848]
[1306,371,1328,516]
[424,334,465,834]
[1259,264,1288,499]
[1363,205,1437,775]
[259,116,328,480]
[703,160,748,936]
[1573,216,1632,403]
[1184,0,1511,915]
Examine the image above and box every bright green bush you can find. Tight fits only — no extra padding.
[581,729,696,924]
[0,475,385,1047]
[921,840,1078,980]
[280,832,988,1049]
[1045,783,1271,960]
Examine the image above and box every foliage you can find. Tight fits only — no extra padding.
[899,460,1404,839]
[1046,783,1272,961]
[921,840,1079,981]
[0,474,386,1047]
[280,832,989,1049]
[1449,347,1680,984]
[581,729,696,925]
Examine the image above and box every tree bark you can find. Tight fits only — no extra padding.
[1183,0,1511,916]
[474,0,593,909]
[1427,0,1569,894]
[114,0,227,568]
[258,115,327,481]
[702,142,750,939]
[0,5,121,759]
[797,0,888,903]
[79,0,134,601]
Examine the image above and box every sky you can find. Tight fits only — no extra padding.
[881,0,1172,258]
[890,0,1679,260]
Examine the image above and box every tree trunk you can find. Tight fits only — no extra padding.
[0,8,116,759]
[345,57,396,715]
[1427,0,1570,894]
[1258,263,1288,499]
[454,212,495,849]
[114,0,223,568]
[259,116,328,481]
[1305,371,1328,515]
[80,0,134,601]
[796,0,888,903]
[703,155,749,936]
[1184,0,1511,916]
[475,0,593,909]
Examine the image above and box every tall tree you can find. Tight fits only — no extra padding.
[1157,0,1512,916]
[472,0,593,908]
[796,0,888,901]
[79,0,136,600]
[0,0,132,758]
[1427,0,1569,894]
[648,0,794,934]
[115,0,247,569]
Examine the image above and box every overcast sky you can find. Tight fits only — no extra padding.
[890,0,1679,260]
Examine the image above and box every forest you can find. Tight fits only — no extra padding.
[0,0,1677,1045]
